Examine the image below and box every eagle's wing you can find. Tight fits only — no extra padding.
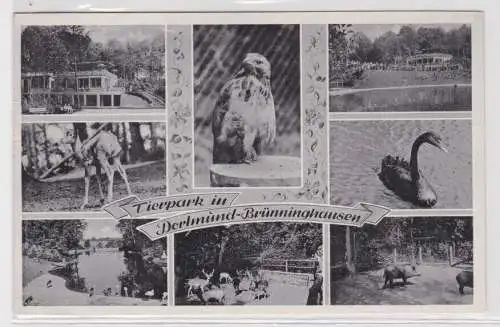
[211,79,236,140]
[262,92,276,145]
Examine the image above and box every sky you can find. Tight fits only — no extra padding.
[83,220,122,239]
[85,25,165,45]
[350,24,467,41]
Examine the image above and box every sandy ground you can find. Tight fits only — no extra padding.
[23,160,166,212]
[331,265,473,305]
[23,273,163,306]
[23,257,54,287]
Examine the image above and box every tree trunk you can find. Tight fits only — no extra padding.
[73,123,89,148]
[345,226,355,277]
[26,125,37,174]
[129,123,146,163]
[121,123,130,163]
[149,123,158,150]
[218,235,229,267]
[41,124,50,169]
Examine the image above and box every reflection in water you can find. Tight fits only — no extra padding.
[330,85,472,112]
[76,248,167,299]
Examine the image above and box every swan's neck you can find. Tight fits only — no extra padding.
[410,137,425,182]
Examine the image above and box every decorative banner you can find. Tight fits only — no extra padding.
[102,193,240,220]
[135,202,391,241]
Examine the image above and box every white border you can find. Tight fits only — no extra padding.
[9,9,488,325]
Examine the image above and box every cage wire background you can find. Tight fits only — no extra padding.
[193,25,301,187]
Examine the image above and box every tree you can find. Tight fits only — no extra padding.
[84,239,91,248]
[21,26,69,73]
[350,32,373,62]
[57,26,91,107]
[129,123,146,163]
[398,25,418,57]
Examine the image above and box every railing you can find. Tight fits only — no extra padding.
[261,258,319,274]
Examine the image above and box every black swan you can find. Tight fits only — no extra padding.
[378,132,448,208]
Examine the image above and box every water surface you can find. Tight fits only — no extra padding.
[329,120,472,209]
[330,85,472,112]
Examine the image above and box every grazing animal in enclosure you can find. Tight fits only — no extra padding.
[76,123,132,209]
[202,287,226,305]
[378,132,448,208]
[382,264,420,289]
[253,279,270,300]
[456,270,473,295]
[212,53,276,164]
[219,272,233,284]
[186,269,214,298]
[161,291,168,305]
[144,289,155,299]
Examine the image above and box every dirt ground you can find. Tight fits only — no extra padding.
[331,265,473,305]
[22,160,166,212]
[176,279,310,306]
[23,257,54,286]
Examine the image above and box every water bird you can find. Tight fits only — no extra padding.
[24,296,33,305]
[46,280,53,288]
[378,132,448,207]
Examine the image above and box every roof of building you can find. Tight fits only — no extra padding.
[21,72,55,77]
[23,70,118,79]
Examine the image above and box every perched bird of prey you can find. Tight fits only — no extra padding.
[212,53,276,164]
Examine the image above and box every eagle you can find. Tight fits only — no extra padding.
[212,53,276,164]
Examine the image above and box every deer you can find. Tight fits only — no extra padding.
[186,268,214,298]
[219,272,233,284]
[75,123,132,209]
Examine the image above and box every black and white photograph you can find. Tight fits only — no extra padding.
[330,216,473,305]
[174,223,323,305]
[193,25,302,188]
[329,24,472,112]
[329,119,472,209]
[21,122,166,212]
[21,25,165,115]
[22,219,168,306]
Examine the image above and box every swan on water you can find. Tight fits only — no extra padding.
[378,132,448,208]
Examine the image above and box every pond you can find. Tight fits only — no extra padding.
[329,120,472,209]
[77,248,167,298]
[330,85,472,112]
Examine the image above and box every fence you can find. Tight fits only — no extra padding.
[391,244,472,266]
[261,258,318,274]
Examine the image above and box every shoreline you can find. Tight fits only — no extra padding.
[22,255,165,306]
